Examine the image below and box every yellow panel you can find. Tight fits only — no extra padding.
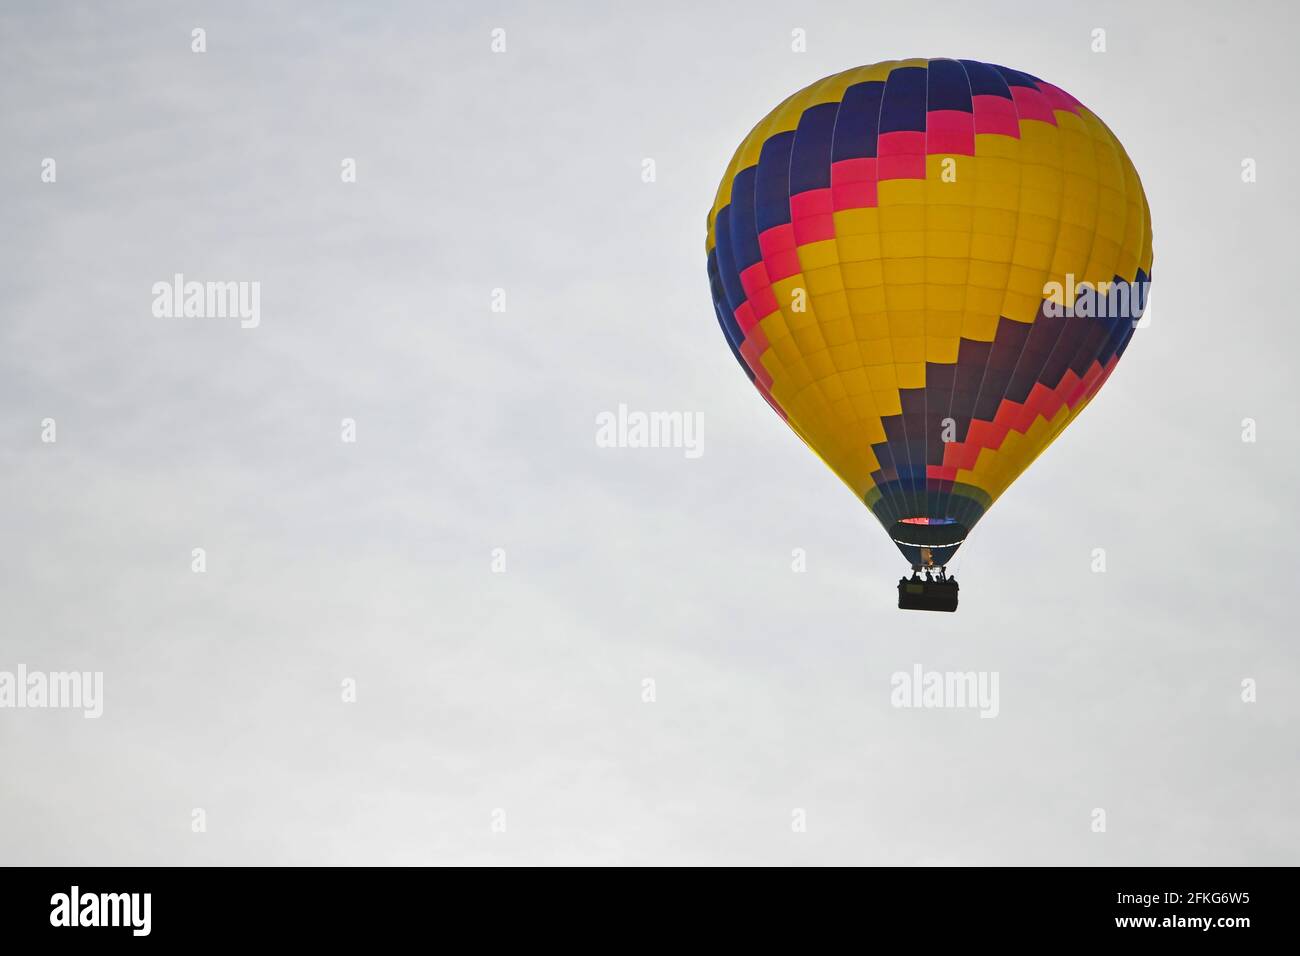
[837,233,883,263]
[971,233,1015,262]
[1000,289,1041,324]
[964,287,1005,317]
[892,336,926,364]
[925,283,968,310]
[796,239,841,272]
[821,374,848,402]
[882,260,926,285]
[968,260,1011,289]
[847,287,888,313]
[925,311,962,338]
[821,319,855,347]
[897,362,926,389]
[879,180,927,206]
[804,264,846,295]
[841,259,884,288]
[856,326,892,354]
[960,311,999,342]
[867,365,898,389]
[806,350,836,379]
[925,232,973,259]
[834,208,881,237]
[810,290,851,321]
[881,233,927,259]
[926,336,960,364]
[884,287,926,314]
[881,204,927,231]
[759,309,791,342]
[842,367,871,396]
[926,259,970,285]
[925,204,975,231]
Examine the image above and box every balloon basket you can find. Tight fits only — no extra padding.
[897,577,959,612]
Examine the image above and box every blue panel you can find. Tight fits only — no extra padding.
[879,66,928,134]
[754,130,794,233]
[711,206,748,317]
[993,64,1040,89]
[1095,275,1139,366]
[959,59,1011,99]
[1113,268,1150,359]
[726,165,763,272]
[926,58,972,112]
[790,101,838,194]
[707,247,747,372]
[831,80,885,161]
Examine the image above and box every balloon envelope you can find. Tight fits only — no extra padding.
[706,59,1152,568]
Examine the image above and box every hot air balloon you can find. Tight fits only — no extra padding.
[705,59,1152,611]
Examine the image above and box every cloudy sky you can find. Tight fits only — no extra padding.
[2,0,1296,865]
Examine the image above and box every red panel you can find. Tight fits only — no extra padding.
[1015,382,1066,432]
[793,215,835,244]
[926,110,976,155]
[739,261,779,322]
[831,157,879,184]
[971,95,1020,137]
[790,188,835,244]
[832,180,878,211]
[878,154,927,180]
[758,223,796,258]
[738,260,771,299]
[878,131,926,181]
[927,131,976,156]
[739,330,773,390]
[1035,81,1082,115]
[830,157,879,210]
[1009,85,1056,126]
[878,130,926,157]
[765,248,804,282]
[733,300,757,333]
[758,223,803,282]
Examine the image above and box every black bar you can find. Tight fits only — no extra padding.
[0,866,1283,943]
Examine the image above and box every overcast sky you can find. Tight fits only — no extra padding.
[2,0,1297,865]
